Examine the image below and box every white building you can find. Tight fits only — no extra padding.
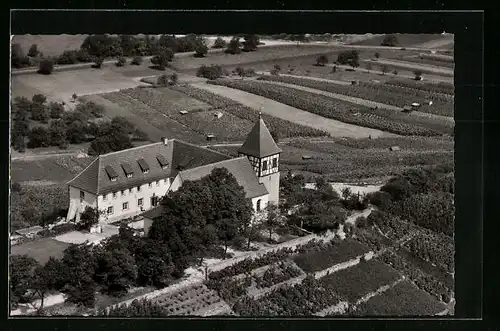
[66,115,281,228]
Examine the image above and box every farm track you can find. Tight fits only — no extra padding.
[326,63,453,83]
[190,82,395,139]
[365,58,454,76]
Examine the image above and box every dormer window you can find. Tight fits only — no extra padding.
[105,165,118,181]
[121,163,134,178]
[156,154,169,169]
[138,158,150,174]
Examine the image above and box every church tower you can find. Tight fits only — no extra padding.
[238,112,281,206]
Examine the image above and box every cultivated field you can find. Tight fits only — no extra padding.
[190,82,394,138]
[12,34,89,57]
[10,237,71,264]
[351,34,453,49]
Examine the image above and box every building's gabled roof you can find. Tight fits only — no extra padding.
[238,117,282,158]
[67,139,231,196]
[178,157,268,199]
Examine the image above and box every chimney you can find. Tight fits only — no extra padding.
[161,137,168,145]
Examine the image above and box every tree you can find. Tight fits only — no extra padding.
[170,73,178,85]
[212,37,227,49]
[135,238,176,288]
[366,62,373,72]
[392,69,398,76]
[151,48,173,70]
[60,244,98,307]
[93,56,104,69]
[49,120,68,146]
[56,50,78,64]
[337,50,359,66]
[119,35,139,56]
[341,187,352,200]
[28,44,40,57]
[374,52,380,59]
[315,176,328,191]
[225,37,241,54]
[273,64,281,71]
[78,206,101,231]
[243,35,259,52]
[131,56,143,65]
[197,65,224,80]
[30,102,49,123]
[27,126,51,148]
[38,59,54,75]
[49,102,64,119]
[381,177,413,201]
[235,66,246,79]
[193,39,208,57]
[264,203,281,241]
[10,255,40,309]
[315,55,328,66]
[72,93,78,102]
[94,246,138,296]
[80,34,122,58]
[413,69,423,80]
[381,64,389,75]
[116,56,126,67]
[216,218,238,255]
[11,43,30,68]
[66,121,88,144]
[381,34,399,47]
[89,128,133,155]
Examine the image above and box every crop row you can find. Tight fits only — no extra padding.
[293,238,370,273]
[258,74,454,117]
[170,85,329,138]
[232,276,341,316]
[368,210,419,242]
[100,91,206,143]
[400,56,455,69]
[419,53,454,63]
[352,280,446,316]
[320,259,401,303]
[208,79,442,136]
[254,263,303,289]
[332,136,454,151]
[377,250,452,302]
[384,79,455,96]
[403,231,454,273]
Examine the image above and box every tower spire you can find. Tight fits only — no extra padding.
[259,107,263,119]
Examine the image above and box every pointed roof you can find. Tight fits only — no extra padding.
[238,114,282,158]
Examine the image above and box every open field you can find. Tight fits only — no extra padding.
[353,280,447,316]
[10,237,71,264]
[191,82,395,138]
[12,34,88,57]
[364,58,454,77]
[351,34,453,48]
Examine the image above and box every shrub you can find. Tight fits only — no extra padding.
[270,69,280,76]
[316,55,328,66]
[274,64,281,71]
[27,126,51,148]
[212,37,227,49]
[193,40,208,57]
[381,34,399,47]
[337,50,359,66]
[131,56,143,65]
[56,50,78,65]
[381,177,413,201]
[28,44,39,57]
[116,56,126,67]
[11,43,30,68]
[225,37,241,54]
[49,102,65,119]
[76,50,94,63]
[196,65,224,80]
[93,57,104,69]
[38,59,54,75]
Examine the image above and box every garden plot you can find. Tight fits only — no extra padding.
[293,239,370,273]
[191,82,393,138]
[353,280,447,316]
[320,259,401,303]
[365,58,453,76]
[10,237,70,265]
[151,283,231,316]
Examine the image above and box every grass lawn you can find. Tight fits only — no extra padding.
[11,155,93,183]
[320,259,402,303]
[353,280,447,316]
[10,237,71,265]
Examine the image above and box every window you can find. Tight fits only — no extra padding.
[148,183,152,188]
[262,160,268,171]
[138,198,143,206]
[156,180,160,186]
[122,202,129,210]
[256,199,261,211]
[129,188,133,193]
[113,192,117,199]
[137,185,141,192]
[151,196,159,207]
[272,158,277,168]
[121,190,125,196]
[164,179,167,184]
[80,191,85,199]
[107,206,114,215]
[127,174,133,178]
[103,194,108,201]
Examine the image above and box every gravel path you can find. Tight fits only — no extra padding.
[190,82,395,139]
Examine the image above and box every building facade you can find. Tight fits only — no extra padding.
[67,116,281,226]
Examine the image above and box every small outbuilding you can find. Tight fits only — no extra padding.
[179,110,188,115]
[302,155,312,160]
[214,111,223,119]
[206,134,216,141]
[389,146,401,151]
[402,106,413,113]
[411,102,421,109]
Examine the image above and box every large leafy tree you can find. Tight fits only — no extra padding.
[94,245,138,296]
[10,255,40,308]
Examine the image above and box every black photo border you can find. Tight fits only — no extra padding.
[5,7,489,331]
